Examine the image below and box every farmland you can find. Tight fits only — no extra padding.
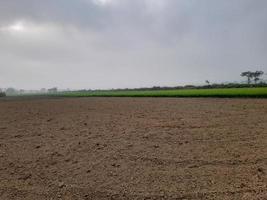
[53,87,267,98]
[0,97,266,199]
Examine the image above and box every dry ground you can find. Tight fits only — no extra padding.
[0,97,266,200]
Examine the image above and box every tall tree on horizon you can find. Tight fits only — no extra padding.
[252,71,264,84]
[241,71,254,84]
[241,70,264,84]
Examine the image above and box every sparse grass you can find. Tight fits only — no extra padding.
[50,87,267,98]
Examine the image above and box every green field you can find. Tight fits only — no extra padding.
[51,87,267,98]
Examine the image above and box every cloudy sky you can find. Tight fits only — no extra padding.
[0,0,266,90]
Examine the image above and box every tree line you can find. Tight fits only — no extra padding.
[0,70,265,97]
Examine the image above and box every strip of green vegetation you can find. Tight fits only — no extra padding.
[52,87,267,98]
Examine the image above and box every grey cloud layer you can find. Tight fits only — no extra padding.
[0,0,266,89]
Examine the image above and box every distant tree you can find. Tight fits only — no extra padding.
[19,89,25,94]
[252,71,264,84]
[6,88,17,95]
[241,71,264,84]
[0,92,6,97]
[40,88,47,93]
[241,71,254,84]
[0,88,6,97]
[205,80,210,85]
[48,87,58,93]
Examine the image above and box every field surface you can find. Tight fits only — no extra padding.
[0,97,267,199]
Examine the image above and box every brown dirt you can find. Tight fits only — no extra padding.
[0,97,267,200]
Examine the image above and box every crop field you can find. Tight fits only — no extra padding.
[0,97,266,199]
[53,87,267,98]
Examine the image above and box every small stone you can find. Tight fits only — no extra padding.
[20,173,32,181]
[240,183,246,188]
[58,182,65,188]
[258,167,264,174]
[143,134,149,139]
[111,163,120,168]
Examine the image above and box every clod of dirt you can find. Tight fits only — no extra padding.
[80,129,88,133]
[19,173,32,181]
[240,183,246,188]
[58,182,66,188]
[143,134,149,139]
[257,167,265,174]
[111,163,120,168]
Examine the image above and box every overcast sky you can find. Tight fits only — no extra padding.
[0,0,266,90]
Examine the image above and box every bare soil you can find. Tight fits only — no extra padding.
[0,97,266,200]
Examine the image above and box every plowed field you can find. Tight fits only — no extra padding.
[0,97,266,199]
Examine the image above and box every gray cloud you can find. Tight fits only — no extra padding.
[0,0,266,89]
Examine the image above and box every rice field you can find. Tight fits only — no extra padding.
[53,87,267,98]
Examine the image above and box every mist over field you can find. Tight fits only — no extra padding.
[0,0,267,89]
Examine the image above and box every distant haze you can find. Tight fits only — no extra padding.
[0,0,266,90]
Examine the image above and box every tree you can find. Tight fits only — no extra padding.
[0,92,6,97]
[48,87,58,93]
[40,88,47,93]
[252,71,264,84]
[241,70,265,84]
[6,88,17,95]
[205,80,210,85]
[0,89,6,97]
[241,71,254,84]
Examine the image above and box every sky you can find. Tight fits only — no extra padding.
[0,0,267,90]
